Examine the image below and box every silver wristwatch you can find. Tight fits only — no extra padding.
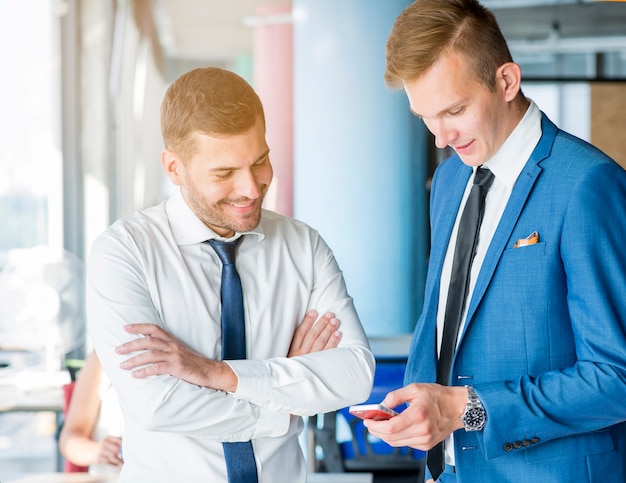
[461,385,486,431]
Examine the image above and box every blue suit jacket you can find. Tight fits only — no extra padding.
[405,114,626,482]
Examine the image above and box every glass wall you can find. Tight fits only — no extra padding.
[0,0,63,260]
[0,1,65,474]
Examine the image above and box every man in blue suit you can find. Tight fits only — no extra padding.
[365,1,626,482]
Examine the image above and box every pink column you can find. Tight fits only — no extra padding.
[253,4,293,217]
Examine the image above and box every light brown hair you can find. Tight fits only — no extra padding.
[160,67,265,161]
[385,0,513,91]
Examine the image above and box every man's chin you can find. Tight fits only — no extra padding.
[233,213,262,233]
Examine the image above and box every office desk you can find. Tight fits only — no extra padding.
[0,366,69,472]
[0,383,65,413]
[0,353,68,412]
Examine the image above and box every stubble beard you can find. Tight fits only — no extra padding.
[190,189,267,236]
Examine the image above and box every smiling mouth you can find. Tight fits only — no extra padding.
[225,199,258,213]
[229,200,255,208]
[454,140,473,151]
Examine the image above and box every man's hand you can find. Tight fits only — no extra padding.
[116,324,237,392]
[288,310,342,357]
[363,383,467,451]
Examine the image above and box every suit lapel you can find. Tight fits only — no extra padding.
[460,114,558,341]
[408,159,470,382]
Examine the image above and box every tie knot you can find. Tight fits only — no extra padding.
[207,238,242,265]
[474,166,495,190]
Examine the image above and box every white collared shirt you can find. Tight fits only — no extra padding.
[438,101,543,465]
[87,188,375,482]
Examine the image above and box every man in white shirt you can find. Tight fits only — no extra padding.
[87,67,375,483]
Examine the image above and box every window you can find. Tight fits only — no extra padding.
[0,0,65,473]
[0,0,63,264]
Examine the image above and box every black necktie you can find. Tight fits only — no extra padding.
[428,166,495,480]
[208,238,258,483]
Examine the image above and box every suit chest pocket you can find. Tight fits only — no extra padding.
[503,241,546,259]
[492,241,563,305]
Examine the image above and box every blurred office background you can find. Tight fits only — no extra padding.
[1,0,625,476]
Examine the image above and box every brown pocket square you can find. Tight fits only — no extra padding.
[513,231,539,248]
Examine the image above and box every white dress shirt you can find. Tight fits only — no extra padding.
[437,101,542,466]
[87,188,375,483]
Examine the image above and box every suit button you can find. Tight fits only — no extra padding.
[531,437,540,444]
[513,441,522,449]
[521,440,530,447]
[503,443,513,452]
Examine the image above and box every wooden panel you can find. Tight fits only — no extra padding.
[590,83,626,170]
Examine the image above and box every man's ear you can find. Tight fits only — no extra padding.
[161,149,183,186]
[497,62,522,102]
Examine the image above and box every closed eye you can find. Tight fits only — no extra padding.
[252,154,269,168]
[213,170,233,179]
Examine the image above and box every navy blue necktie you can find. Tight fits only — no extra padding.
[428,166,495,480]
[208,237,258,483]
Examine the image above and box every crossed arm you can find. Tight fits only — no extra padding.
[59,314,339,469]
[115,310,343,392]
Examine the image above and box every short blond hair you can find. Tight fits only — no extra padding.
[160,67,265,161]
[385,0,513,91]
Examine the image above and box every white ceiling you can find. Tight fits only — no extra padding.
[150,0,626,64]
[152,0,292,63]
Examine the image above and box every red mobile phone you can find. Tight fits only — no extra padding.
[348,403,398,421]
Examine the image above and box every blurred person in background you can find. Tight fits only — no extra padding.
[59,352,123,474]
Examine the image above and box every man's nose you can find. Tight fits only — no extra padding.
[426,119,455,149]
[235,169,261,199]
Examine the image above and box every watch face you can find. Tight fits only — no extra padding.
[465,408,486,430]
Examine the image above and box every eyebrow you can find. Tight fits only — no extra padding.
[210,148,270,172]
[411,100,468,120]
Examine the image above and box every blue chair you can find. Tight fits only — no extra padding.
[338,357,425,472]
[309,356,425,477]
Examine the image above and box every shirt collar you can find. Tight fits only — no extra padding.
[482,100,542,190]
[165,188,265,246]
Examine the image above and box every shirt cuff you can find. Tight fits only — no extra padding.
[225,360,290,438]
